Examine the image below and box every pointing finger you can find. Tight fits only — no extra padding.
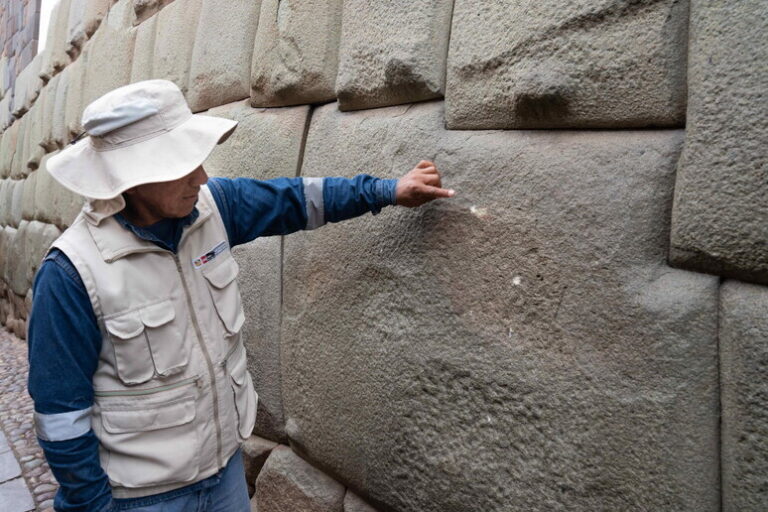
[421,185,455,198]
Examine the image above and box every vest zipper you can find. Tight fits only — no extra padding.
[172,253,225,469]
[94,376,200,397]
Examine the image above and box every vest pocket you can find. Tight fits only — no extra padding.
[202,257,245,335]
[104,300,189,385]
[225,345,258,441]
[97,390,200,488]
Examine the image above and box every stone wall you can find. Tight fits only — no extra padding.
[0,0,766,510]
[0,0,41,124]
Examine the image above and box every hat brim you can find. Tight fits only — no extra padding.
[47,114,238,200]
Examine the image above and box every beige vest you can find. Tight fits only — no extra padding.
[51,186,258,499]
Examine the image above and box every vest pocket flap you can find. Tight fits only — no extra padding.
[228,347,247,386]
[104,312,145,339]
[202,258,239,289]
[101,397,196,434]
[140,300,176,328]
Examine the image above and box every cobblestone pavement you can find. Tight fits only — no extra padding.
[0,329,57,512]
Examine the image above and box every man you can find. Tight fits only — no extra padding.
[27,80,454,511]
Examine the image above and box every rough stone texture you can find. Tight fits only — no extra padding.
[250,0,342,108]
[81,0,137,108]
[21,170,36,221]
[281,102,719,512]
[39,0,73,81]
[0,121,19,178]
[10,115,28,179]
[0,227,18,290]
[35,152,84,229]
[152,0,202,96]
[134,0,176,25]
[206,100,309,441]
[186,0,260,113]
[720,280,768,512]
[0,477,35,512]
[64,54,88,140]
[129,12,157,83]
[335,0,451,111]
[40,73,61,152]
[10,180,24,228]
[343,490,378,512]
[445,0,688,129]
[252,445,345,512]
[25,97,44,171]
[66,0,111,58]
[11,53,42,117]
[242,435,278,497]
[0,179,12,225]
[669,1,768,284]
[0,55,9,99]
[0,93,12,130]
[52,63,74,146]
[7,220,61,298]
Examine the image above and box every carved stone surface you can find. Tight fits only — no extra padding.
[66,0,111,57]
[445,0,688,129]
[669,1,768,284]
[206,100,309,441]
[335,0,452,111]
[129,13,157,84]
[187,0,260,112]
[281,102,718,512]
[81,0,136,108]
[343,490,378,512]
[252,446,344,512]
[720,280,768,512]
[242,435,278,496]
[250,0,342,108]
[152,0,202,95]
[39,0,73,81]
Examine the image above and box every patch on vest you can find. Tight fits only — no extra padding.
[193,241,228,269]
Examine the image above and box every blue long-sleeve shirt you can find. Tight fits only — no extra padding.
[28,175,397,512]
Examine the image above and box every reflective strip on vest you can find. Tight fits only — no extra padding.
[302,177,325,230]
[34,407,93,442]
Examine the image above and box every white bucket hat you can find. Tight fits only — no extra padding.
[48,79,237,201]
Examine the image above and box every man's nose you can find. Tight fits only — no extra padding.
[190,166,208,186]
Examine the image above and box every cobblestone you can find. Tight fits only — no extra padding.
[0,329,58,511]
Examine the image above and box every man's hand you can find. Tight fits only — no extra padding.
[395,160,455,207]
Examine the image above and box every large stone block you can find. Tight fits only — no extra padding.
[133,0,175,25]
[40,73,61,152]
[205,100,309,180]
[66,0,110,58]
[445,0,688,129]
[129,13,157,83]
[0,94,12,131]
[81,0,136,108]
[242,435,278,496]
[39,0,73,81]
[64,53,88,140]
[25,97,45,171]
[187,0,260,113]
[253,446,345,512]
[10,179,25,227]
[0,180,12,225]
[669,2,768,284]
[0,55,9,99]
[343,490,378,512]
[152,0,202,96]
[720,280,768,512]
[52,64,73,146]
[8,220,61,297]
[335,0,451,111]
[249,0,341,108]
[281,102,719,512]
[206,100,309,440]
[0,121,19,179]
[21,171,37,221]
[10,115,29,179]
[0,226,18,293]
[11,53,43,117]
[35,152,84,229]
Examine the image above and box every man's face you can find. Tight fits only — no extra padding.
[122,165,209,226]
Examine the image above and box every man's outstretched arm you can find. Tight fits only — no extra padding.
[207,160,455,247]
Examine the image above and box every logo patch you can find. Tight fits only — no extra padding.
[193,241,228,269]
